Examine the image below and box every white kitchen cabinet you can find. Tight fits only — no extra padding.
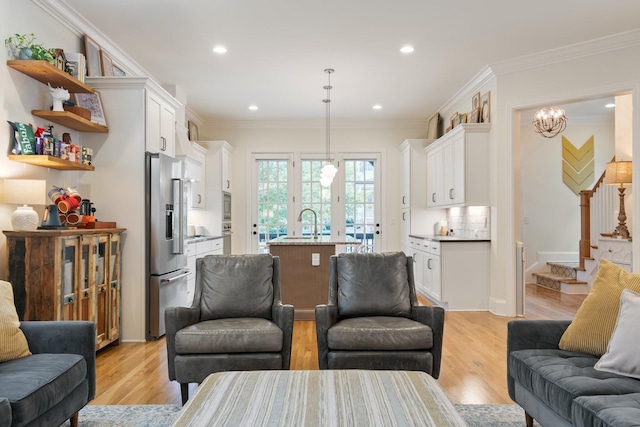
[408,237,427,296]
[197,141,234,237]
[221,145,232,193]
[184,156,205,209]
[146,90,176,156]
[423,239,442,301]
[425,124,490,208]
[399,139,440,247]
[186,237,224,305]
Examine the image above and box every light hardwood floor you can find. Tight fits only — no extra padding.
[92,284,585,406]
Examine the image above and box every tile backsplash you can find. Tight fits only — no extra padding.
[446,206,491,239]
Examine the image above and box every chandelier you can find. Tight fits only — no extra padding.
[532,106,567,138]
[320,68,337,187]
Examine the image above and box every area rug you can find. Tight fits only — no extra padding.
[74,404,540,426]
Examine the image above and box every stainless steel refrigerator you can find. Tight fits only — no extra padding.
[146,152,189,340]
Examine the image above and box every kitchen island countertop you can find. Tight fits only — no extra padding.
[267,236,360,246]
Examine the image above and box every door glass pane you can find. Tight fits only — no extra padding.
[344,159,376,252]
[301,159,331,237]
[257,159,289,253]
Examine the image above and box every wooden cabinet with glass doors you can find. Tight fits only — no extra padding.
[4,228,125,351]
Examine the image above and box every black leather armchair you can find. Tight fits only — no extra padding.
[165,254,294,404]
[315,252,445,377]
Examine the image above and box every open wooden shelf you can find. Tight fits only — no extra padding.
[7,60,94,93]
[8,155,95,171]
[31,110,108,133]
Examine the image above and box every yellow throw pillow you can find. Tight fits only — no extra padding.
[559,259,640,356]
[0,280,31,362]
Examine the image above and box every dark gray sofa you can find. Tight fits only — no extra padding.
[507,320,640,427]
[0,321,96,427]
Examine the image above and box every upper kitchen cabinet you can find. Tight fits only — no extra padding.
[179,142,208,209]
[146,90,177,156]
[399,139,433,249]
[221,144,232,193]
[425,124,490,208]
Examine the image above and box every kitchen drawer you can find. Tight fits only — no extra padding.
[423,239,440,255]
[212,238,223,252]
[186,242,196,257]
[409,237,424,251]
[196,239,215,255]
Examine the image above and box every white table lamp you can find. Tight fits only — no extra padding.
[3,179,47,231]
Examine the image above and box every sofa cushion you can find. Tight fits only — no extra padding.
[199,254,274,321]
[572,393,640,427]
[327,316,432,350]
[508,348,640,422]
[0,281,30,362]
[175,318,283,354]
[0,353,87,426]
[336,252,411,318]
[559,259,640,356]
[594,289,640,379]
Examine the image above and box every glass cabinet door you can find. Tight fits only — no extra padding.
[60,237,80,320]
[108,233,121,342]
[94,234,109,347]
[78,236,96,323]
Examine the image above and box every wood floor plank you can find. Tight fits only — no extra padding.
[92,284,584,405]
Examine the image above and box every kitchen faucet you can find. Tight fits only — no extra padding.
[297,208,319,239]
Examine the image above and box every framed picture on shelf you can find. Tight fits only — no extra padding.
[469,108,480,123]
[73,91,107,126]
[450,112,459,129]
[472,92,481,112]
[426,112,441,139]
[100,51,114,77]
[188,120,199,141]
[83,35,102,77]
[481,91,491,123]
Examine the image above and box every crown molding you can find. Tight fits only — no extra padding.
[32,0,152,79]
[491,28,640,75]
[202,119,428,130]
[438,66,496,115]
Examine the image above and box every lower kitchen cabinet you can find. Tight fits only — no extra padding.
[4,228,125,351]
[186,237,223,305]
[409,236,489,310]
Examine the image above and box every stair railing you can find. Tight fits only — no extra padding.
[578,158,616,269]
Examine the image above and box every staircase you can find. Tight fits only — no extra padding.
[532,262,590,294]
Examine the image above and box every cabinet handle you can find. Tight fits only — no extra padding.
[449,188,454,199]
[432,193,436,203]
[402,212,406,221]
[84,290,89,298]
[226,180,230,189]
[427,258,432,270]
[198,194,202,204]
[161,136,166,151]
[402,195,406,205]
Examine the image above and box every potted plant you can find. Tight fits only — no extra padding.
[5,33,56,64]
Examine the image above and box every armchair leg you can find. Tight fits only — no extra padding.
[525,411,534,427]
[70,412,79,427]
[180,383,189,405]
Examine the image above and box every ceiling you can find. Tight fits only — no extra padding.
[61,0,640,124]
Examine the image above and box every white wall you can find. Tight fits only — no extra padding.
[197,124,427,254]
[520,119,615,273]
[0,0,86,277]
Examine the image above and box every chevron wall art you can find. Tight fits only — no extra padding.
[562,135,594,195]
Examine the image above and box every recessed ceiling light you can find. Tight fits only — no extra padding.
[605,103,616,108]
[213,46,227,54]
[400,46,414,54]
[249,105,258,111]
[372,105,382,110]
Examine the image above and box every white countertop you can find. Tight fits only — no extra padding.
[409,234,490,242]
[267,236,360,245]
[186,235,223,244]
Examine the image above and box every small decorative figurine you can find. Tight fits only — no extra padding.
[48,83,70,111]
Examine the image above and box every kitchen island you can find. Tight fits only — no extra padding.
[268,236,360,320]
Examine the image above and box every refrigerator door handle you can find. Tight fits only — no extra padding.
[172,178,184,254]
[160,271,190,284]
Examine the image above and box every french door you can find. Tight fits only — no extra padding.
[250,152,381,253]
